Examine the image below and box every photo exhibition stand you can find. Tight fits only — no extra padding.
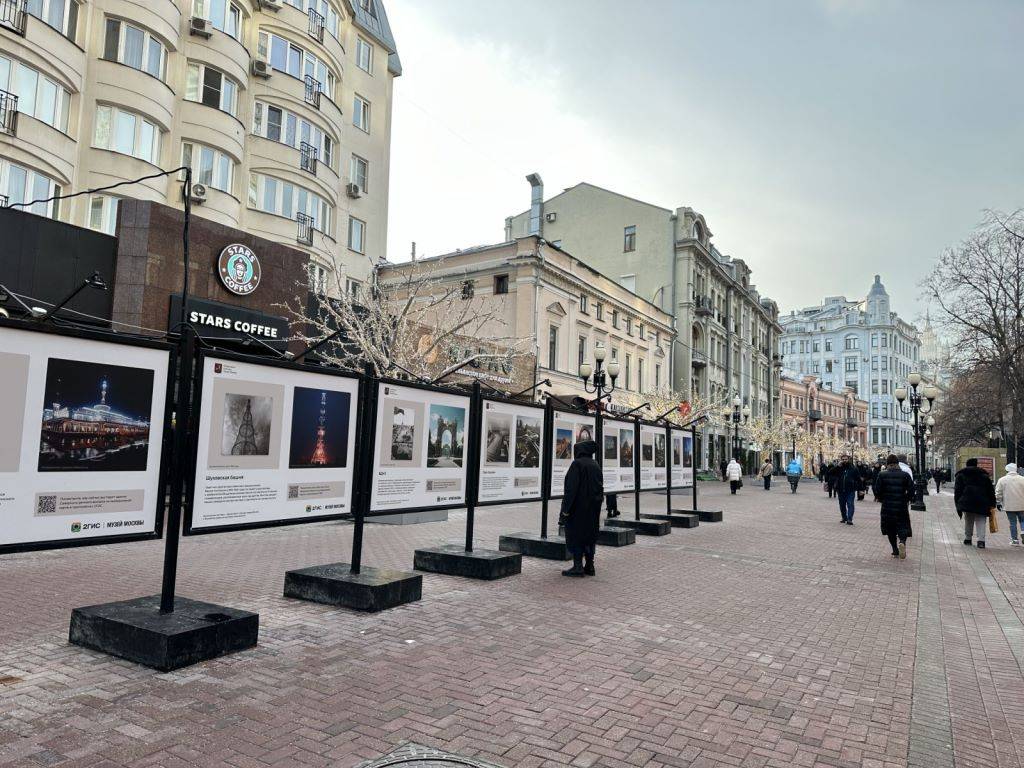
[412,381,524,580]
[67,173,260,672]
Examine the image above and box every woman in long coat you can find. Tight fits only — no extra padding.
[559,440,603,577]
[873,454,914,559]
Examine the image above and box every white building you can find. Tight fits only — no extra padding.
[779,276,921,453]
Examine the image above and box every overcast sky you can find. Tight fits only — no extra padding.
[383,0,1022,322]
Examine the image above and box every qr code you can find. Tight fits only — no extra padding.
[287,486,298,499]
[38,495,57,515]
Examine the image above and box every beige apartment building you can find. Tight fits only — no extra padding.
[779,371,868,468]
[0,0,398,287]
[505,179,781,467]
[379,235,676,406]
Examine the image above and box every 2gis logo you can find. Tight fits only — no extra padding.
[70,521,102,533]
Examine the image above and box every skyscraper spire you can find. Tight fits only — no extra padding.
[310,392,328,465]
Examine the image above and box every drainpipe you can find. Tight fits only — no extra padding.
[668,214,677,397]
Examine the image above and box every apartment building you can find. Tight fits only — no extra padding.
[779,276,921,452]
[779,371,868,466]
[378,236,676,404]
[0,0,399,287]
[505,178,781,468]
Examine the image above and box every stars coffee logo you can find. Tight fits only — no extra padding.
[217,244,261,296]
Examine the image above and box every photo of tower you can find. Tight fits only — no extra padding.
[221,393,273,456]
[654,433,666,468]
[289,387,351,469]
[427,403,466,468]
[38,357,155,472]
[619,429,634,468]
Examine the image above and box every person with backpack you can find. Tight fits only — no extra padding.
[559,440,604,576]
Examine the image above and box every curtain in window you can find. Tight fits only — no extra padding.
[123,25,144,69]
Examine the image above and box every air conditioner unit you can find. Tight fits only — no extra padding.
[251,58,271,78]
[545,212,557,223]
[345,183,361,199]
[186,183,208,204]
[189,16,211,38]
[258,0,281,10]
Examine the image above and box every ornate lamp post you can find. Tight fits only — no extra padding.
[721,396,751,463]
[783,422,804,466]
[578,343,620,413]
[895,372,939,511]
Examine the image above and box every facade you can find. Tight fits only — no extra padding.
[378,236,676,405]
[779,371,868,467]
[0,0,399,289]
[779,276,920,453]
[505,180,782,468]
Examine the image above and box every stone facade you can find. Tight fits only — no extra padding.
[779,371,868,465]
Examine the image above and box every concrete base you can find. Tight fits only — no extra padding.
[373,510,449,525]
[597,526,635,546]
[413,545,521,580]
[498,533,571,561]
[283,563,421,612]
[675,508,723,523]
[69,595,258,672]
[642,513,700,529]
[605,518,672,536]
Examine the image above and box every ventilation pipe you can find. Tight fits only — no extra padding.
[526,173,544,238]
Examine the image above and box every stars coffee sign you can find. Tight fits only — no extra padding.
[218,244,261,296]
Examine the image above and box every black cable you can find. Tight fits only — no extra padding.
[2,167,188,211]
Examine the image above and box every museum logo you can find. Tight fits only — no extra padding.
[218,244,261,296]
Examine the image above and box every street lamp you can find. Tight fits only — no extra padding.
[578,343,619,414]
[724,395,751,462]
[895,372,938,511]
[784,422,804,464]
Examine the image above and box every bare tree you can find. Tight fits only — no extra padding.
[924,209,1024,458]
[278,261,530,383]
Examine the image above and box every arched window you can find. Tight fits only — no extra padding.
[693,221,704,242]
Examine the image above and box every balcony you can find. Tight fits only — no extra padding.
[296,212,314,246]
[694,294,713,317]
[0,0,25,34]
[808,408,823,422]
[304,75,321,110]
[307,7,325,43]
[0,193,7,207]
[299,141,318,175]
[0,90,17,135]
[846,417,858,428]
[692,349,707,368]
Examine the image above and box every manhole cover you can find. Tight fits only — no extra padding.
[355,743,505,768]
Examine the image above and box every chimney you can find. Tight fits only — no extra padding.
[411,241,417,261]
[526,173,544,238]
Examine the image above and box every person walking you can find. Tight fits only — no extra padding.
[995,463,1024,546]
[870,462,882,501]
[605,493,620,519]
[835,455,864,525]
[825,462,840,499]
[932,468,944,493]
[720,459,728,483]
[955,457,996,549]
[786,458,802,493]
[874,454,914,559]
[760,458,774,490]
[726,458,743,494]
[559,440,603,576]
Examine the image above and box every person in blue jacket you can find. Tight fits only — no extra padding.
[786,458,803,493]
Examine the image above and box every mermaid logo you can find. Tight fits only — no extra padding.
[218,244,261,296]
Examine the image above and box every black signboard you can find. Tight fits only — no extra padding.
[168,294,289,351]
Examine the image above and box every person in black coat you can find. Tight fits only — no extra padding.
[954,458,996,548]
[874,454,914,559]
[834,455,865,524]
[825,462,840,498]
[559,440,603,576]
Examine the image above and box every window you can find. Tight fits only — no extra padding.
[844,358,857,373]
[309,261,329,294]
[248,173,331,232]
[184,63,238,116]
[595,303,603,321]
[611,347,618,362]
[258,31,336,99]
[548,326,558,370]
[825,339,833,352]
[639,324,645,341]
[812,340,819,352]
[87,195,120,234]
[611,310,619,329]
[25,0,78,40]
[577,336,586,369]
[625,317,633,336]
[638,358,644,393]
[871,379,879,395]
[844,335,859,350]
[284,0,340,38]
[347,216,365,253]
[103,19,166,80]
[350,154,368,192]
[191,0,242,39]
[494,274,509,295]
[356,36,373,73]
[181,142,233,193]
[0,55,71,132]
[871,333,878,348]
[825,360,833,373]
[253,102,334,169]
[579,294,588,313]
[624,354,631,390]
[346,277,362,297]
[352,94,370,131]
[93,105,160,163]
[655,364,661,390]
[881,334,888,348]
[623,225,636,252]
[1,159,60,218]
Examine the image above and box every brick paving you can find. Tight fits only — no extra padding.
[2,479,1024,767]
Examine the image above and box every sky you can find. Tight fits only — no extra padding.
[383,0,1023,323]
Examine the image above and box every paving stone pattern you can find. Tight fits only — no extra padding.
[2,480,1024,767]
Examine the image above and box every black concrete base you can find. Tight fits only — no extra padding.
[283,563,421,612]
[68,595,258,672]
[597,526,636,546]
[413,545,522,580]
[605,518,672,536]
[642,513,700,529]
[498,533,571,561]
[675,508,724,523]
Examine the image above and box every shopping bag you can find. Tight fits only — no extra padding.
[989,508,999,534]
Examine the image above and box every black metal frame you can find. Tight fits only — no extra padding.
[474,393,546,509]
[0,89,18,135]
[599,416,638,495]
[0,0,26,35]
[0,316,175,556]
[546,404,597,502]
[296,211,314,245]
[299,141,318,175]
[303,74,321,109]
[307,6,325,42]
[180,349,365,537]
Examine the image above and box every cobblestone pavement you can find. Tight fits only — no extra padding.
[2,478,1024,767]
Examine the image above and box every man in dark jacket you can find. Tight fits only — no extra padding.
[955,458,996,548]
[559,440,603,576]
[874,454,914,559]
[825,462,840,498]
[835,455,864,524]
